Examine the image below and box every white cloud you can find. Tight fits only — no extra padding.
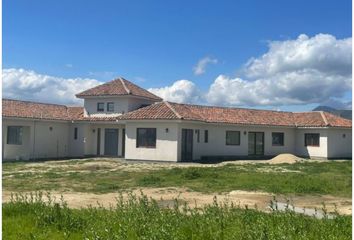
[244,34,352,78]
[152,34,352,108]
[2,68,103,105]
[193,57,218,75]
[206,70,351,106]
[148,80,202,104]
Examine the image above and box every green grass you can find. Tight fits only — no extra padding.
[3,192,351,240]
[3,160,352,197]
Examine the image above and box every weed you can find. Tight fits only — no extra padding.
[3,192,351,239]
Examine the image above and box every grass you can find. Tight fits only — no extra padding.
[3,192,351,240]
[3,160,352,197]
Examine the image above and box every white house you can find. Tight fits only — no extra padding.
[2,77,352,161]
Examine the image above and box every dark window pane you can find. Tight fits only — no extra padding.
[305,133,320,147]
[272,132,284,146]
[97,103,104,112]
[7,126,23,145]
[74,127,78,140]
[196,130,200,143]
[137,128,156,148]
[107,102,114,112]
[226,131,240,145]
[204,130,208,143]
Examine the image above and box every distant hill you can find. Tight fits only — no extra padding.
[313,106,352,120]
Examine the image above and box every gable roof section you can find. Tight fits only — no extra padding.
[116,102,179,120]
[322,111,352,128]
[76,77,162,101]
[118,101,352,128]
[3,99,74,121]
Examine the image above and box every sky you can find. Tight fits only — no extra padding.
[3,0,352,111]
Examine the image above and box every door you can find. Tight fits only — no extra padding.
[122,128,126,157]
[181,129,193,161]
[248,132,264,156]
[97,128,101,155]
[104,129,119,156]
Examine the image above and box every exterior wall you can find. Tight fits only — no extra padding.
[327,128,352,158]
[83,96,157,118]
[68,122,125,157]
[68,123,87,157]
[125,121,179,162]
[3,118,351,162]
[3,118,69,160]
[177,122,296,161]
[295,129,328,158]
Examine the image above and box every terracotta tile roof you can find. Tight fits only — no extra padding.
[3,99,126,122]
[3,99,72,121]
[3,99,351,128]
[76,77,162,101]
[322,111,352,128]
[115,102,178,120]
[292,112,328,127]
[118,101,352,128]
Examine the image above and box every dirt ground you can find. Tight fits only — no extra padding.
[3,187,351,215]
[8,153,325,173]
[3,154,351,215]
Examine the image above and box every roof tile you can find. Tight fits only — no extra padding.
[76,77,162,101]
[3,99,351,128]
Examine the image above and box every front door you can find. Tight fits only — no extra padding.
[181,129,193,161]
[104,129,119,156]
[248,132,264,156]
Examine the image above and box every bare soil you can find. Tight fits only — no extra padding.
[10,154,327,173]
[3,187,351,215]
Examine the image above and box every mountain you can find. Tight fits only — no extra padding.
[313,106,352,120]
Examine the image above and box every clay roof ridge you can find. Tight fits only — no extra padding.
[319,111,329,126]
[165,101,295,114]
[164,101,182,119]
[119,77,131,94]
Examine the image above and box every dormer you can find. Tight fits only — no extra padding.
[76,77,162,118]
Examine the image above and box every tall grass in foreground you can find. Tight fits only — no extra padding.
[3,192,351,240]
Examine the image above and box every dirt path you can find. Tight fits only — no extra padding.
[3,187,351,215]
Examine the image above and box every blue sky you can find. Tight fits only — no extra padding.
[3,0,352,111]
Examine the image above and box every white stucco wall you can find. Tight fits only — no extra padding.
[295,128,328,158]
[177,122,296,161]
[125,121,179,161]
[68,122,125,157]
[83,96,157,118]
[3,117,351,161]
[3,118,69,160]
[327,128,352,158]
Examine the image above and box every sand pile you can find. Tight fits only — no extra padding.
[268,154,302,164]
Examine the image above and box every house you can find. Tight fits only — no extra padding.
[2,77,352,161]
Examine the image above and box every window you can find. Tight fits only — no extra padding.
[7,126,23,145]
[107,102,114,112]
[204,130,209,143]
[196,129,200,143]
[305,133,320,147]
[272,132,284,146]
[137,128,156,148]
[226,131,240,145]
[74,127,78,140]
[97,102,104,112]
